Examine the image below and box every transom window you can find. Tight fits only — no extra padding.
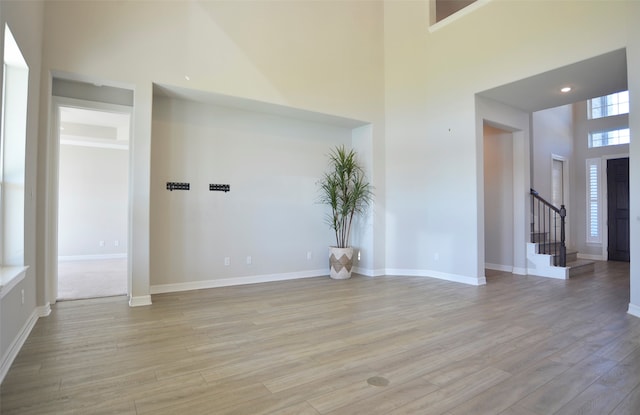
[588,128,630,148]
[588,91,629,120]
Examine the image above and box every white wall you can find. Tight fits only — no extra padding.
[0,0,44,381]
[484,124,514,270]
[150,96,355,290]
[39,0,385,304]
[29,0,640,316]
[384,0,640,302]
[58,144,128,257]
[532,105,574,201]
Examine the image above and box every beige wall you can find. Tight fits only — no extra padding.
[58,144,129,257]
[1,0,640,378]
[38,0,640,310]
[0,0,44,379]
[384,0,640,307]
[149,96,352,289]
[40,0,386,303]
[483,124,513,270]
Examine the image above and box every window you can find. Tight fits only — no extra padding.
[588,91,629,120]
[589,128,630,148]
[1,24,28,267]
[586,158,601,244]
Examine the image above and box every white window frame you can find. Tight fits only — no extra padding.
[0,23,29,296]
[587,90,629,120]
[588,127,630,148]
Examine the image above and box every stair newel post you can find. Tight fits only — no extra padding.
[559,204,567,267]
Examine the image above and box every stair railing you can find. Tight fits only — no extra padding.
[530,188,566,267]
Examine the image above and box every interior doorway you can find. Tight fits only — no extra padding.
[483,122,514,275]
[55,101,131,300]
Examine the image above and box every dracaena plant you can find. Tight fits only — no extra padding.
[318,145,373,248]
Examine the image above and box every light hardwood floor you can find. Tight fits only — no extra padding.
[2,261,640,414]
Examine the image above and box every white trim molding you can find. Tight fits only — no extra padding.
[628,303,640,319]
[129,295,152,307]
[150,269,328,295]
[512,267,527,275]
[1,308,39,383]
[385,268,486,286]
[485,263,513,273]
[0,266,28,299]
[352,266,385,277]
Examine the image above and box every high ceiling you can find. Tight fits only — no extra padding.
[61,49,627,144]
[478,49,627,113]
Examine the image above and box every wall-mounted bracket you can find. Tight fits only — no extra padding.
[166,182,190,191]
[210,184,230,193]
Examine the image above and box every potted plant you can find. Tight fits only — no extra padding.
[318,145,373,279]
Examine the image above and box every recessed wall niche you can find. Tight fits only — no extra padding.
[149,84,369,290]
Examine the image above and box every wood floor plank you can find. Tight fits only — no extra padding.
[515,354,618,414]
[1,261,638,414]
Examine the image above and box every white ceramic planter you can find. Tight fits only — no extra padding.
[329,247,354,280]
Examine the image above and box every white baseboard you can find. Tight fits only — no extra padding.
[385,268,486,286]
[512,267,527,275]
[38,303,52,317]
[0,307,40,384]
[628,303,640,319]
[150,269,328,295]
[58,253,127,262]
[352,267,385,277]
[485,263,513,272]
[129,295,152,307]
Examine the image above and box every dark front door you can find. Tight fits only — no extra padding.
[607,158,630,262]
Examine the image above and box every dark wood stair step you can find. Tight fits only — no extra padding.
[567,259,595,277]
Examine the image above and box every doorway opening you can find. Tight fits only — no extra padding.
[483,122,514,277]
[55,102,131,300]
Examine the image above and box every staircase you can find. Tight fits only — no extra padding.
[527,234,594,279]
[527,189,594,279]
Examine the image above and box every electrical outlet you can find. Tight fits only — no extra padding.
[357,251,361,261]
[434,253,439,261]
[21,289,25,305]
[99,240,105,247]
[114,240,120,247]
[246,256,252,265]
[307,251,312,260]
[224,257,230,266]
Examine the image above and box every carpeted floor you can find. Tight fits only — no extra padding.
[57,258,128,300]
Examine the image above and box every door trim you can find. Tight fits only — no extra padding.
[49,96,133,303]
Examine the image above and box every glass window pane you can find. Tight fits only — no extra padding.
[588,91,629,119]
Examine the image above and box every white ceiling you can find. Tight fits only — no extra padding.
[478,49,627,113]
[153,83,370,129]
[60,106,130,150]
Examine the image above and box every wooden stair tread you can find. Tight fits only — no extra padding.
[566,259,595,277]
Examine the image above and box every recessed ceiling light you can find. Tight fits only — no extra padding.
[561,86,572,93]
[185,75,190,81]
